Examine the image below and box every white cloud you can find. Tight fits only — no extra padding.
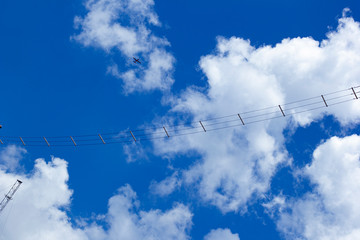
[123,142,148,163]
[204,228,240,240]
[273,134,360,240]
[119,48,175,93]
[73,0,160,54]
[0,145,26,172]
[250,16,360,126]
[0,146,192,240]
[149,171,181,197]
[152,13,360,213]
[93,184,193,240]
[0,154,86,240]
[73,0,175,94]
[262,195,286,218]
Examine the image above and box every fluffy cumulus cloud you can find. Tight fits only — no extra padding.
[151,13,360,214]
[0,145,26,171]
[149,171,181,197]
[204,228,240,240]
[73,0,175,93]
[0,148,85,240]
[0,146,192,240]
[271,135,360,240]
[89,184,193,240]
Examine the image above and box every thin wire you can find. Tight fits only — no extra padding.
[0,88,348,139]
[327,98,355,106]
[201,113,238,122]
[167,130,206,138]
[162,121,204,131]
[283,95,320,106]
[0,86,359,146]
[323,88,351,96]
[244,114,285,125]
[0,98,355,146]
[242,110,280,120]
[326,93,353,101]
[205,118,243,127]
[166,125,202,134]
[283,100,324,111]
[239,105,279,115]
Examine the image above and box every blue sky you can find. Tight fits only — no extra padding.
[1,0,360,239]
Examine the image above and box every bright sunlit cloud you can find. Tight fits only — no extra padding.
[0,146,192,240]
[151,14,360,215]
[270,135,360,240]
[2,1,360,239]
[73,0,175,94]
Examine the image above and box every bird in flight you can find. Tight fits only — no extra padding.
[133,57,141,64]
